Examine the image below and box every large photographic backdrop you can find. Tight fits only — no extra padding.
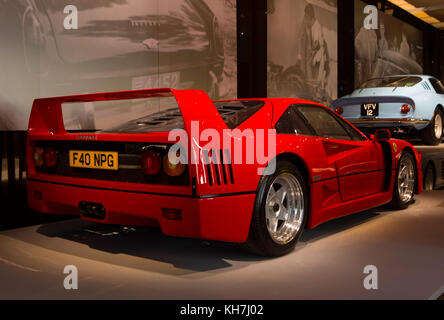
[0,0,428,130]
[267,0,338,105]
[0,0,237,130]
[354,0,423,87]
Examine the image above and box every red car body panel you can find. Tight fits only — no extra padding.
[27,89,422,243]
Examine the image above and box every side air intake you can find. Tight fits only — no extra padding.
[203,149,234,186]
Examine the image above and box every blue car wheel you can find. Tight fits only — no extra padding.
[421,108,443,145]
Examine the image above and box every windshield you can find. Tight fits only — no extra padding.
[360,76,422,89]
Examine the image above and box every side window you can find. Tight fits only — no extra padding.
[429,78,444,94]
[297,106,354,140]
[333,113,367,141]
[275,106,313,135]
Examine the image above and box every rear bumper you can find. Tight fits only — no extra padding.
[27,179,255,243]
[349,118,429,131]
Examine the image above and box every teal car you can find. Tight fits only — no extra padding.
[331,75,444,145]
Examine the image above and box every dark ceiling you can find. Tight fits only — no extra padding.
[389,0,444,29]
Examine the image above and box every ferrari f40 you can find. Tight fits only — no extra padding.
[27,88,422,256]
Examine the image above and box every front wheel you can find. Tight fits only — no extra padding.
[420,108,443,145]
[244,160,308,256]
[390,152,416,210]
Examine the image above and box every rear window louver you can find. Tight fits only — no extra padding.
[213,100,265,129]
[422,82,432,90]
[100,107,184,133]
[202,149,234,186]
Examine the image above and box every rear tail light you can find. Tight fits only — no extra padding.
[33,146,58,167]
[141,150,162,175]
[163,151,186,177]
[32,147,44,167]
[43,147,58,167]
[335,107,343,115]
[401,104,411,114]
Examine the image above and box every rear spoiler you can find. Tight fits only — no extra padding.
[28,88,222,134]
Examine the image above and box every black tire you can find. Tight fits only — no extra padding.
[421,108,443,146]
[390,152,416,210]
[423,163,435,191]
[243,160,308,257]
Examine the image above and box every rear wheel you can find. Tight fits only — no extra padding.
[244,160,308,256]
[421,108,443,145]
[390,152,416,209]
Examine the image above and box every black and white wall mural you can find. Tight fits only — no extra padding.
[267,0,338,105]
[354,0,423,87]
[0,0,237,130]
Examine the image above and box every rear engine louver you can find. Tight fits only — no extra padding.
[203,149,234,186]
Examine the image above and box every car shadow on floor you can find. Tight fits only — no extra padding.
[30,207,384,276]
[35,219,266,276]
[299,210,380,244]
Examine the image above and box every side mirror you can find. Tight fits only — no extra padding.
[374,129,391,143]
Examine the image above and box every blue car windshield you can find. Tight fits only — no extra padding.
[360,76,422,89]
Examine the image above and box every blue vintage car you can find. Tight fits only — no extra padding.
[331,75,444,145]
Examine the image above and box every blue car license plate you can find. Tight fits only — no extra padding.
[361,103,379,117]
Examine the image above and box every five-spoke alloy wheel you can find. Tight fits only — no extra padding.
[244,160,307,256]
[390,152,416,209]
[265,173,305,245]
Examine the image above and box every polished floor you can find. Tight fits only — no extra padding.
[0,190,443,300]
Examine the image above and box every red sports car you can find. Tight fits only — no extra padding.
[27,88,422,256]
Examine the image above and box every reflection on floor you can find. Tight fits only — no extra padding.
[0,190,443,300]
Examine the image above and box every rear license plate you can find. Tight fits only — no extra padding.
[361,103,379,117]
[69,150,118,170]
